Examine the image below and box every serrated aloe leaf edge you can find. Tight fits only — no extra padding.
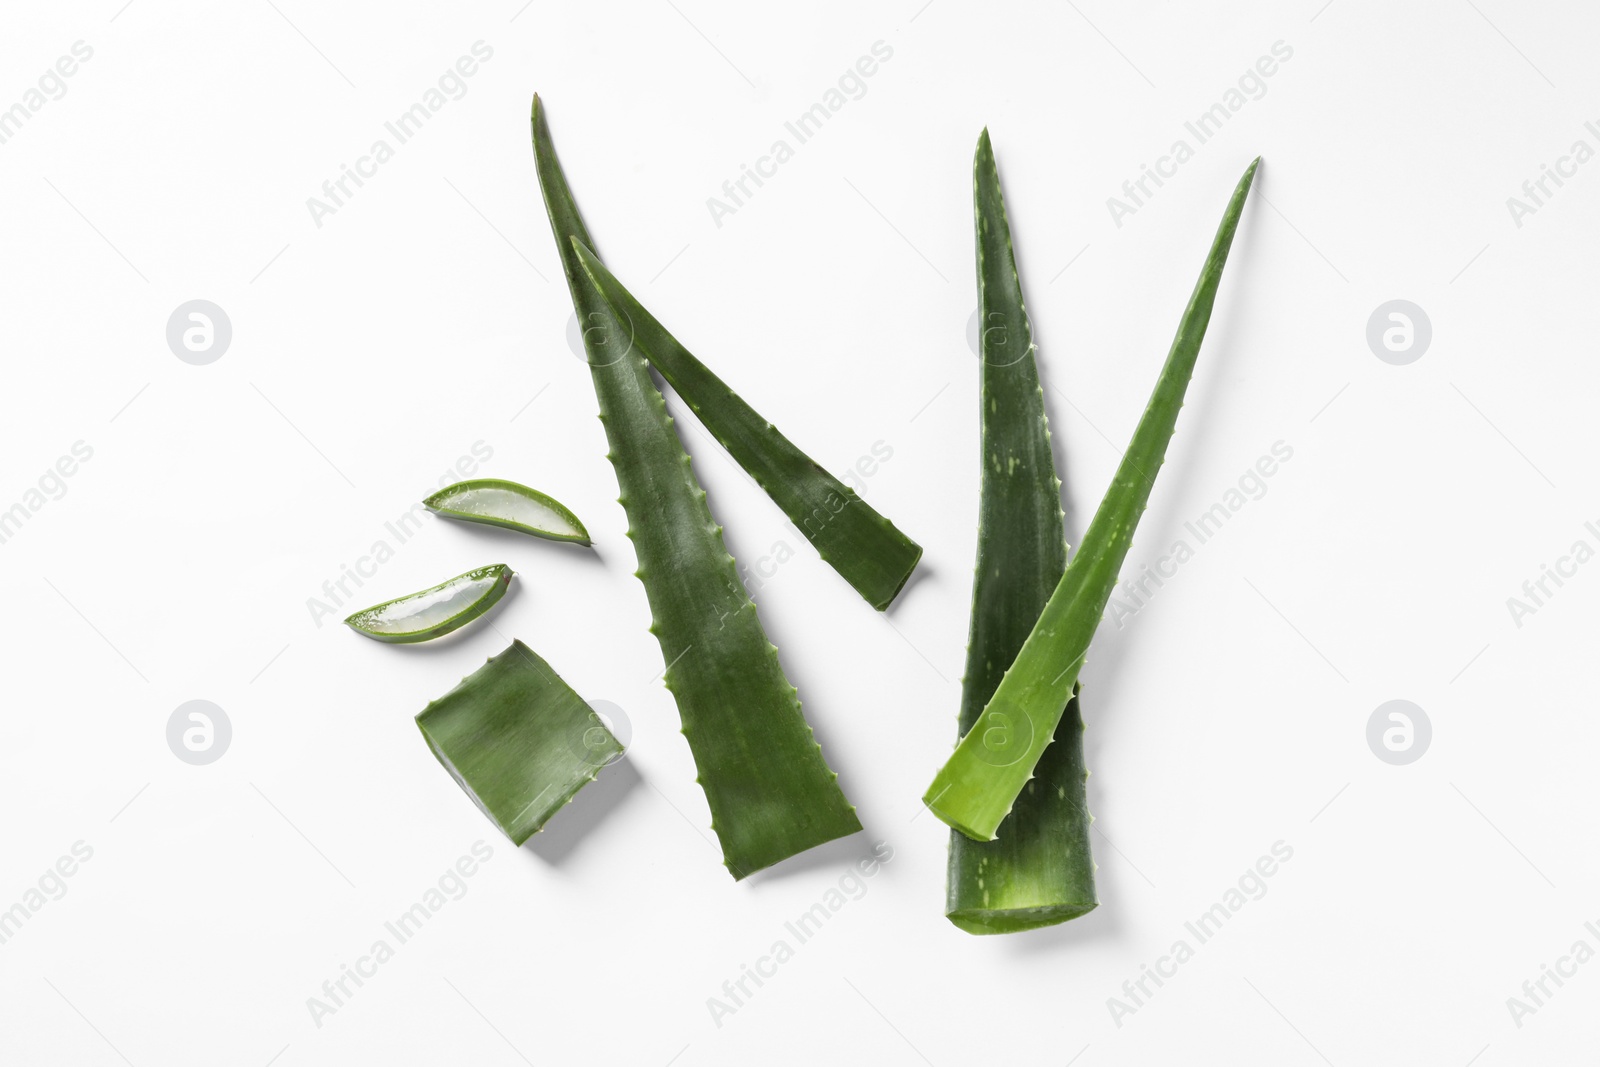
[343,563,513,644]
[925,156,1261,843]
[945,130,1096,934]
[573,243,923,610]
[531,94,860,879]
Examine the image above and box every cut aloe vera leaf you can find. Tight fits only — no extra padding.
[531,94,860,878]
[417,639,621,844]
[946,130,1095,933]
[424,478,590,545]
[573,244,923,610]
[343,564,513,644]
[925,157,1260,842]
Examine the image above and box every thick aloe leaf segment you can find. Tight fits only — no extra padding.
[925,158,1260,842]
[530,95,860,878]
[574,245,923,610]
[343,564,513,644]
[417,639,621,844]
[945,131,1095,934]
[425,478,590,545]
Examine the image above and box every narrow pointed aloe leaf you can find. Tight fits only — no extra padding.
[946,130,1095,933]
[417,639,621,844]
[344,564,513,644]
[425,478,590,545]
[925,157,1260,842]
[573,244,922,610]
[531,94,860,878]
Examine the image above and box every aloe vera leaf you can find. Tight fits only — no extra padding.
[925,157,1260,842]
[531,94,860,878]
[573,245,923,610]
[417,639,621,844]
[343,564,513,644]
[945,130,1095,933]
[425,478,591,545]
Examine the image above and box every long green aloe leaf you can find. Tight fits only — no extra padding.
[925,157,1260,842]
[531,94,860,878]
[573,244,922,610]
[946,131,1095,933]
[417,639,622,844]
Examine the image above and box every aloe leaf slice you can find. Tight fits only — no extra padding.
[573,245,923,610]
[925,157,1260,842]
[531,94,860,878]
[417,639,621,844]
[343,564,513,644]
[946,131,1096,933]
[425,478,591,545]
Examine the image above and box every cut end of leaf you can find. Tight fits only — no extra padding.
[872,540,924,611]
[924,790,999,842]
[727,813,863,881]
[946,901,1098,936]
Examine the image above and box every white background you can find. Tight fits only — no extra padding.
[0,0,1594,1063]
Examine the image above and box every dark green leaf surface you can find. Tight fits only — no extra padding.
[416,639,621,844]
[531,95,860,878]
[925,158,1260,842]
[945,131,1095,933]
[574,245,922,610]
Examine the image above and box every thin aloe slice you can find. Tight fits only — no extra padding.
[925,157,1260,842]
[417,639,621,844]
[573,245,923,610]
[531,94,860,878]
[425,478,591,545]
[343,564,513,644]
[946,131,1095,933]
